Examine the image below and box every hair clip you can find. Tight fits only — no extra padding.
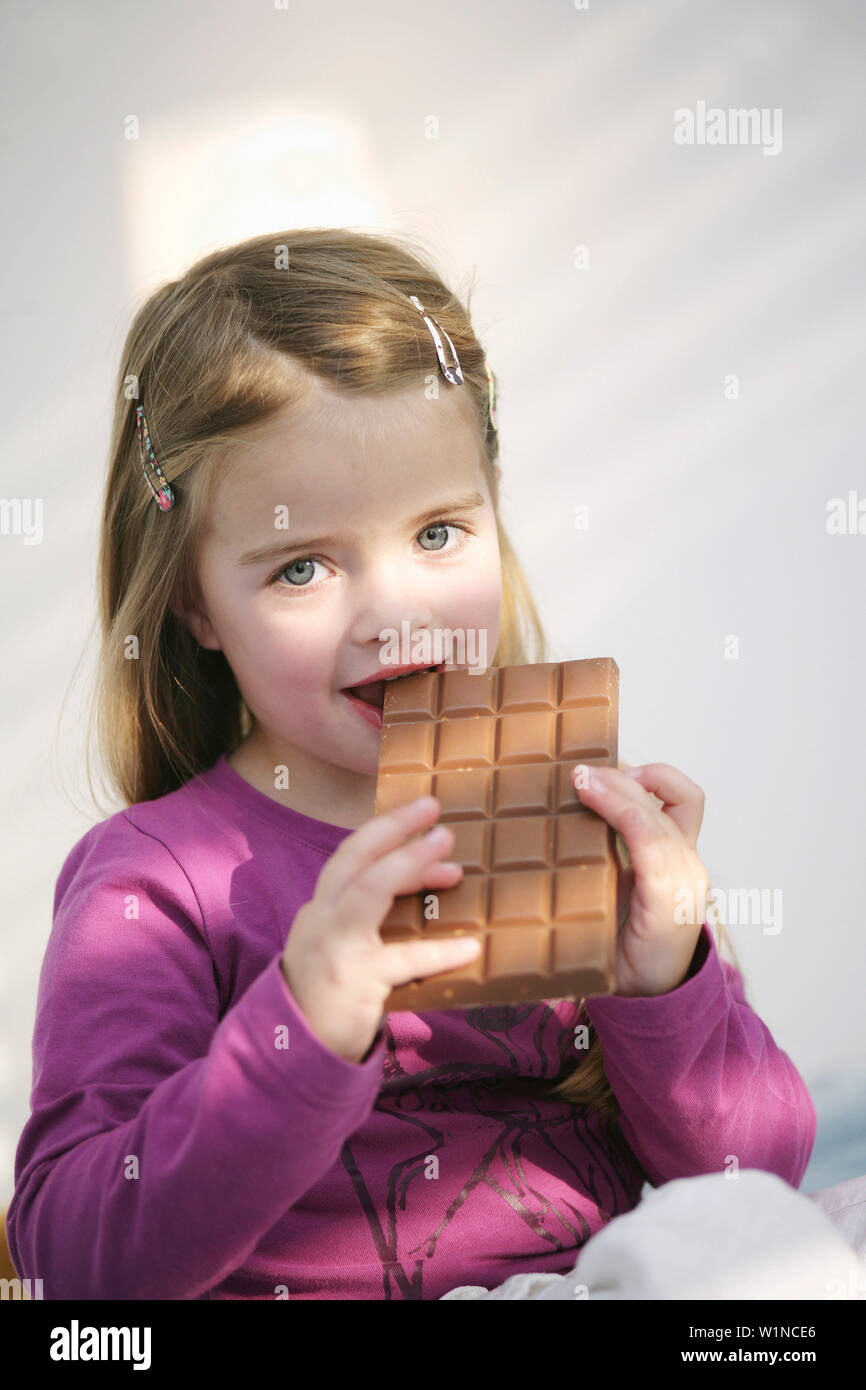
[136,404,174,511]
[409,294,464,386]
[484,359,499,432]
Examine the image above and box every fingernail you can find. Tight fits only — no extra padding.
[623,766,644,778]
[424,825,450,843]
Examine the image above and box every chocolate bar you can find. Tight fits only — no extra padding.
[374,657,620,1011]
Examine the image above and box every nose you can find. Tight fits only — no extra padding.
[346,555,436,649]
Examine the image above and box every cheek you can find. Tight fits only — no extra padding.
[431,538,502,659]
[247,609,334,682]
[459,533,503,621]
[206,583,327,685]
[478,539,504,652]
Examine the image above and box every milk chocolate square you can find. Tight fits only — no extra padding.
[374,657,619,1011]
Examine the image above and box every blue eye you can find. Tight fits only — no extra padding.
[418,524,450,551]
[267,520,472,594]
[281,558,320,587]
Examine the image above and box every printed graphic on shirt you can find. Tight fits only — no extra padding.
[340,1002,644,1299]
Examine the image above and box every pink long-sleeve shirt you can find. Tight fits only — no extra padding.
[6,753,816,1300]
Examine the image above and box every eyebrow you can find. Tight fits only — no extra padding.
[236,491,487,566]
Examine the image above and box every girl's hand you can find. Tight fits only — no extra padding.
[572,762,708,998]
[281,796,482,1064]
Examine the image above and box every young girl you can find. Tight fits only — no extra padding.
[6,228,816,1301]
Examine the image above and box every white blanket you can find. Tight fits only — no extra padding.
[440,1169,866,1300]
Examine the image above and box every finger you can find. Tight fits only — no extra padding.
[618,763,704,847]
[574,764,677,841]
[378,933,483,991]
[340,821,463,926]
[422,859,465,889]
[618,761,663,809]
[572,766,671,882]
[576,764,698,846]
[321,795,443,899]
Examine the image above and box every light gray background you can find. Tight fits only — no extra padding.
[1,0,864,1204]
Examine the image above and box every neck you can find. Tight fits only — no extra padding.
[226,730,378,830]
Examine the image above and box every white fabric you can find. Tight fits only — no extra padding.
[439,1169,866,1300]
[804,1172,866,1262]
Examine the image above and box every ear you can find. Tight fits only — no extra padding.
[169,598,222,652]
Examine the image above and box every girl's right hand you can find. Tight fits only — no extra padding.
[279,796,482,1064]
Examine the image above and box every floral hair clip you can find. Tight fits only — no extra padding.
[136,404,174,512]
[484,359,499,433]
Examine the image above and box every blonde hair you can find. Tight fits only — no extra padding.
[75,226,740,1119]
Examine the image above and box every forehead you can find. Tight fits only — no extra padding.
[206,383,485,546]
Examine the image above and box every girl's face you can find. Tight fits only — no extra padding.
[178,380,503,828]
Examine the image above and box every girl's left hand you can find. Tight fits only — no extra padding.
[572,762,709,998]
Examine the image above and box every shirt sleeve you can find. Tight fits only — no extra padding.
[582,923,817,1189]
[5,814,388,1300]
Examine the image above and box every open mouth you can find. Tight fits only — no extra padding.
[341,664,443,711]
